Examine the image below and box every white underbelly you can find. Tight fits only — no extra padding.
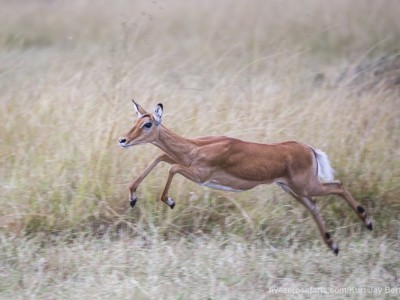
[200,181,243,192]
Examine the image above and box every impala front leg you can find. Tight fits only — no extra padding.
[129,153,175,208]
[161,164,202,209]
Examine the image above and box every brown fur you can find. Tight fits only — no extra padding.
[119,102,372,255]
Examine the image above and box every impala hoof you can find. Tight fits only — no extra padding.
[366,221,373,231]
[130,197,137,208]
[166,197,175,209]
[333,245,339,256]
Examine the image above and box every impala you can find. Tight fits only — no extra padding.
[118,100,372,255]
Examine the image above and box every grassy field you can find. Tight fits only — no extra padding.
[1,0,400,298]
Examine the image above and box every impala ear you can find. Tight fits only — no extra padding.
[153,103,163,125]
[132,99,147,118]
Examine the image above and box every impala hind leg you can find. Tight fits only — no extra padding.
[277,182,339,255]
[129,154,175,208]
[310,182,373,231]
[161,164,202,209]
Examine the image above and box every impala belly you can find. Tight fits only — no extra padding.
[198,170,265,192]
[200,180,243,192]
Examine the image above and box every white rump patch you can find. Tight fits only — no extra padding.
[314,148,335,182]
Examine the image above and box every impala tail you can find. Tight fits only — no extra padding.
[313,148,335,182]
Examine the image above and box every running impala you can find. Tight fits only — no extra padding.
[118,100,372,255]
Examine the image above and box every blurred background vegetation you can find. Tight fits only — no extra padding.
[1,0,399,238]
[0,0,399,297]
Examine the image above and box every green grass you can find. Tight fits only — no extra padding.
[0,0,400,298]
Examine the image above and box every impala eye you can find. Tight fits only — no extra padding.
[143,122,152,129]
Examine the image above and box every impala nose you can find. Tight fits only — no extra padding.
[119,138,127,144]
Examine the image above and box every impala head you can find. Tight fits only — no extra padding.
[118,100,163,148]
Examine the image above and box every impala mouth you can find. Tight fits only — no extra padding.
[118,142,132,148]
[118,138,133,148]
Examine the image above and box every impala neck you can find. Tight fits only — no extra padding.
[152,125,197,166]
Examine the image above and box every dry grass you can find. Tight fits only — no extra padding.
[1,233,399,299]
[1,0,400,298]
